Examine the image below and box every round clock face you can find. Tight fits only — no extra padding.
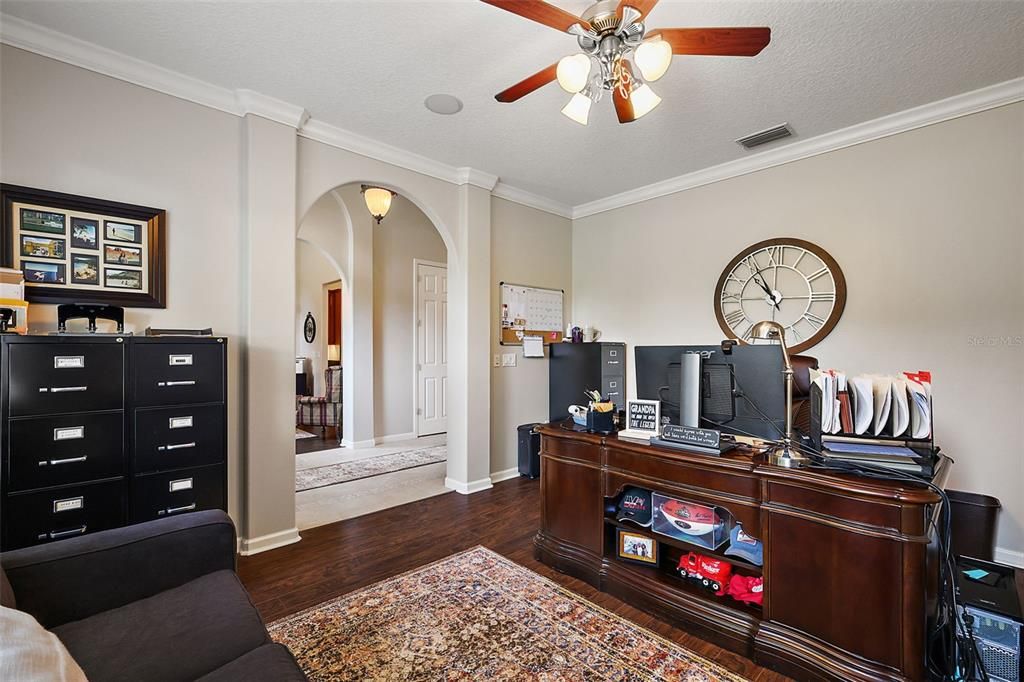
[714,238,846,354]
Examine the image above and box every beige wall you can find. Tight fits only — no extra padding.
[572,103,1024,558]
[372,195,447,439]
[0,45,248,525]
[295,239,341,396]
[490,198,573,476]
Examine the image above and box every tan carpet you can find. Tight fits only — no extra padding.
[269,546,748,681]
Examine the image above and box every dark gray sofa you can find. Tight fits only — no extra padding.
[0,510,306,681]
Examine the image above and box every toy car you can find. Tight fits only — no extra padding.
[677,552,733,596]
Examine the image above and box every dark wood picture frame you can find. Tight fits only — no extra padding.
[1,184,166,308]
[617,529,659,565]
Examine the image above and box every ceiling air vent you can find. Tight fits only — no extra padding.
[735,123,793,150]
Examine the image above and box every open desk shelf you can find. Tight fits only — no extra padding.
[604,517,764,574]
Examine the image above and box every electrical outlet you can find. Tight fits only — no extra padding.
[502,353,516,367]
[493,354,501,368]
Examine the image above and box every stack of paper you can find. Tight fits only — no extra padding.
[814,370,932,439]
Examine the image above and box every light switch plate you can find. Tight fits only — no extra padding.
[502,353,516,367]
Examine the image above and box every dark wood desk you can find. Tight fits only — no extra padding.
[534,423,949,682]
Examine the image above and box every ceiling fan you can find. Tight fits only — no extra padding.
[481,0,770,125]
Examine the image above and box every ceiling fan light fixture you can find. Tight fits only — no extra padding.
[360,185,395,224]
[629,83,662,119]
[556,53,591,93]
[560,91,593,125]
[634,37,672,82]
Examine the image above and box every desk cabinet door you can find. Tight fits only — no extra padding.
[541,455,602,556]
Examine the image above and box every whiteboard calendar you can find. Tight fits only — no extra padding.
[499,282,565,345]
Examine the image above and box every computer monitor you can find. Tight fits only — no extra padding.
[634,343,787,441]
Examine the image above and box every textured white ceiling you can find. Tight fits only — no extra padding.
[3,1,1022,205]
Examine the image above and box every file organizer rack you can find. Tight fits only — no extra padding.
[807,383,935,456]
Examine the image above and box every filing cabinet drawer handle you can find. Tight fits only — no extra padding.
[38,456,88,467]
[40,525,88,540]
[158,442,197,452]
[159,503,197,516]
[41,386,88,393]
[158,380,197,387]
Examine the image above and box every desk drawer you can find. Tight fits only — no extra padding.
[133,405,225,473]
[8,343,124,416]
[7,413,125,492]
[130,464,225,523]
[3,481,125,550]
[133,343,224,407]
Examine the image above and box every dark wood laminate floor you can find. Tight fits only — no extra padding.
[295,426,340,454]
[237,476,790,682]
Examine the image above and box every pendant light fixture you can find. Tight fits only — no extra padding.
[361,185,395,224]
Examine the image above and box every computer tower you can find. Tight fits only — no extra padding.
[548,342,626,422]
[957,557,1022,682]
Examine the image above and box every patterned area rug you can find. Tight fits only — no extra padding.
[295,428,317,440]
[269,546,747,681]
[295,445,446,492]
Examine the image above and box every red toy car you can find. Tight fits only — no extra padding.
[677,552,733,595]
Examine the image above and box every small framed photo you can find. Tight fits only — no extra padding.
[617,529,659,565]
[104,220,142,243]
[70,217,98,249]
[20,208,66,235]
[22,260,66,284]
[71,254,100,285]
[105,267,142,290]
[104,243,142,266]
[20,234,66,260]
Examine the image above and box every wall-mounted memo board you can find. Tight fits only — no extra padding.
[499,282,564,345]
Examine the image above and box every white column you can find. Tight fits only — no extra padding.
[239,108,303,554]
[445,178,493,493]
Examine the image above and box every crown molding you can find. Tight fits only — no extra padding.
[0,13,239,116]
[456,167,499,191]
[492,182,573,220]
[572,76,1024,219]
[236,89,310,129]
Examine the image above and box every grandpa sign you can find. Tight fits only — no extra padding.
[618,399,661,441]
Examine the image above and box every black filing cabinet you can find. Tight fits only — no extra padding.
[548,342,626,422]
[0,335,228,550]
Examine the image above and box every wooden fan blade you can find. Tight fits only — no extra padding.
[617,0,660,21]
[495,63,558,103]
[480,0,592,33]
[649,27,771,56]
[612,86,637,124]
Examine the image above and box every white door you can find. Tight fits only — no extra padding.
[416,262,447,435]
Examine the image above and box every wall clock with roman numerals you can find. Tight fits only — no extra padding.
[713,238,846,354]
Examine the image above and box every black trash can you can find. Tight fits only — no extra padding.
[517,423,541,479]
[946,490,1001,561]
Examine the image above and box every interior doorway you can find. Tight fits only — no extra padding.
[414,260,448,436]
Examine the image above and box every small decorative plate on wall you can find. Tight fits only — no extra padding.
[303,312,316,343]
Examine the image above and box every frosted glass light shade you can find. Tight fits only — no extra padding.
[361,186,394,223]
[560,92,592,125]
[634,38,672,82]
[629,84,662,119]
[556,54,591,93]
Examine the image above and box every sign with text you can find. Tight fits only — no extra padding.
[661,424,721,450]
[618,399,661,441]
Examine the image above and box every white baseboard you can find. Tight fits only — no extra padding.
[374,431,416,445]
[343,438,376,449]
[444,476,493,495]
[238,527,301,556]
[994,546,1024,568]
[489,467,521,483]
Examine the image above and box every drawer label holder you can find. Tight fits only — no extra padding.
[54,356,85,369]
[169,416,194,429]
[53,496,84,513]
[169,354,193,366]
[169,478,194,492]
[54,426,85,441]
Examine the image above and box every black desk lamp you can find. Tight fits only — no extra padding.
[750,320,805,469]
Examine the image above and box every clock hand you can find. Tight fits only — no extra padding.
[751,267,781,311]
